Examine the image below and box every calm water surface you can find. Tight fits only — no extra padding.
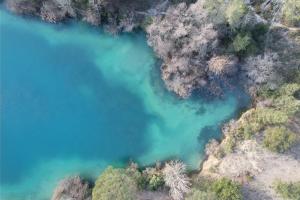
[0,10,248,199]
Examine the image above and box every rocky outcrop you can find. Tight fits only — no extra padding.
[52,176,92,200]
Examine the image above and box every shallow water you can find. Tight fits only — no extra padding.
[0,10,248,199]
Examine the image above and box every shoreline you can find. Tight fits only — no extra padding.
[2,0,300,199]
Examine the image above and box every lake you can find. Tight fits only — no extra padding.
[0,10,248,199]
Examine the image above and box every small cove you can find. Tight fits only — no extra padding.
[0,10,249,199]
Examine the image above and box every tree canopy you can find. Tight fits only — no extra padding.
[92,166,137,200]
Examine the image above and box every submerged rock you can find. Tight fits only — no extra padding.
[52,176,92,200]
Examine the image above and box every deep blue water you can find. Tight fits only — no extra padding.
[0,10,249,199]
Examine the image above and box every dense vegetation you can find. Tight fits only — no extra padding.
[91,162,242,200]
[263,126,297,153]
[282,0,300,27]
[187,177,243,200]
[212,178,243,200]
[204,0,268,56]
[92,167,137,200]
[273,181,300,200]
[219,84,300,154]
[186,189,217,200]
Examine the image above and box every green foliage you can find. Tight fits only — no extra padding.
[140,16,153,30]
[273,181,300,200]
[92,166,137,200]
[191,175,215,192]
[72,0,89,9]
[263,126,297,153]
[138,167,164,190]
[170,0,196,4]
[249,23,269,52]
[233,84,300,140]
[225,0,247,29]
[257,86,278,99]
[186,189,217,200]
[233,33,251,53]
[223,137,235,154]
[148,174,164,190]
[204,0,227,24]
[282,0,300,27]
[250,23,269,41]
[212,178,243,200]
[285,68,300,84]
[204,0,268,56]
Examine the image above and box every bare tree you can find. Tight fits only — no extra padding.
[242,52,282,89]
[52,176,92,200]
[163,160,190,200]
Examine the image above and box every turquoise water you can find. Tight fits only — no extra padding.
[0,10,248,200]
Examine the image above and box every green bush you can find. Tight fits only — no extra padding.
[204,0,227,24]
[137,167,164,190]
[225,0,248,29]
[148,174,164,190]
[186,189,217,200]
[233,33,251,53]
[224,137,235,154]
[282,0,300,27]
[212,178,243,200]
[263,126,297,153]
[234,84,300,140]
[140,16,153,30]
[273,181,300,200]
[92,166,137,200]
